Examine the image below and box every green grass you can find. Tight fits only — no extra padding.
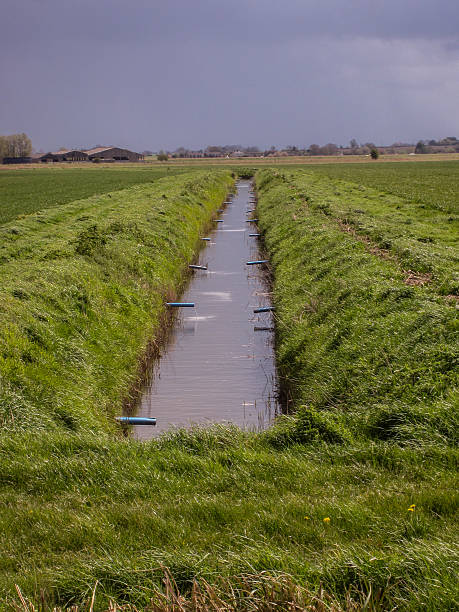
[0,166,187,225]
[275,169,458,295]
[309,160,459,214]
[1,430,457,610]
[256,169,457,442]
[0,170,232,434]
[0,165,457,610]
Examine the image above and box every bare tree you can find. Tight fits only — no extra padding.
[0,137,7,161]
[322,143,338,155]
[0,133,32,158]
[350,138,359,151]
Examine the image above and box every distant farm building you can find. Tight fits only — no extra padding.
[21,147,144,164]
[41,150,89,162]
[83,147,144,161]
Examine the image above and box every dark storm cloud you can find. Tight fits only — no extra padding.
[3,0,459,47]
[3,0,459,50]
[1,1,458,151]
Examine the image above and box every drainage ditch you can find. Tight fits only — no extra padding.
[132,179,279,438]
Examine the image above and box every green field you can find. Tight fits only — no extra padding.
[0,165,186,225]
[309,160,459,214]
[275,169,459,295]
[0,162,457,610]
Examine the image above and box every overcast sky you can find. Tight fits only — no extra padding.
[1,0,458,152]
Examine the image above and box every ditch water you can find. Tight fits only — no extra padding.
[133,180,280,439]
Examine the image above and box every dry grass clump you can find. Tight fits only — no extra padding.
[12,570,391,612]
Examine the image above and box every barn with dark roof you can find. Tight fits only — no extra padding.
[83,147,144,161]
[40,150,89,162]
[35,147,144,163]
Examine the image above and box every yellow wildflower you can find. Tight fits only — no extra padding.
[323,517,330,523]
[304,516,310,520]
[407,507,414,512]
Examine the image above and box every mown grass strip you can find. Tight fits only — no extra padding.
[276,169,458,295]
[309,160,459,214]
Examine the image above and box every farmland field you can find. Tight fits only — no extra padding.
[275,168,459,295]
[0,161,457,610]
[309,160,459,214]
[144,152,459,169]
[0,165,187,225]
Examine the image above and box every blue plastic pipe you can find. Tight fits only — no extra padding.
[166,302,195,307]
[249,233,260,237]
[116,416,157,425]
[189,264,207,270]
[215,220,224,223]
[246,260,268,265]
[254,306,275,313]
[201,237,211,241]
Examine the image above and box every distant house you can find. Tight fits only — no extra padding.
[83,147,144,162]
[203,150,224,158]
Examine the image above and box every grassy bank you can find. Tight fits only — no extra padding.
[0,170,232,433]
[0,167,457,610]
[256,169,457,443]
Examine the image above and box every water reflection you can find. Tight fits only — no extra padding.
[133,181,280,438]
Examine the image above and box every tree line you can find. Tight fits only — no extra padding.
[415,136,459,154]
[0,133,33,160]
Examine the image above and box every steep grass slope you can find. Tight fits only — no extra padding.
[256,169,457,445]
[0,171,232,433]
[274,169,458,294]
